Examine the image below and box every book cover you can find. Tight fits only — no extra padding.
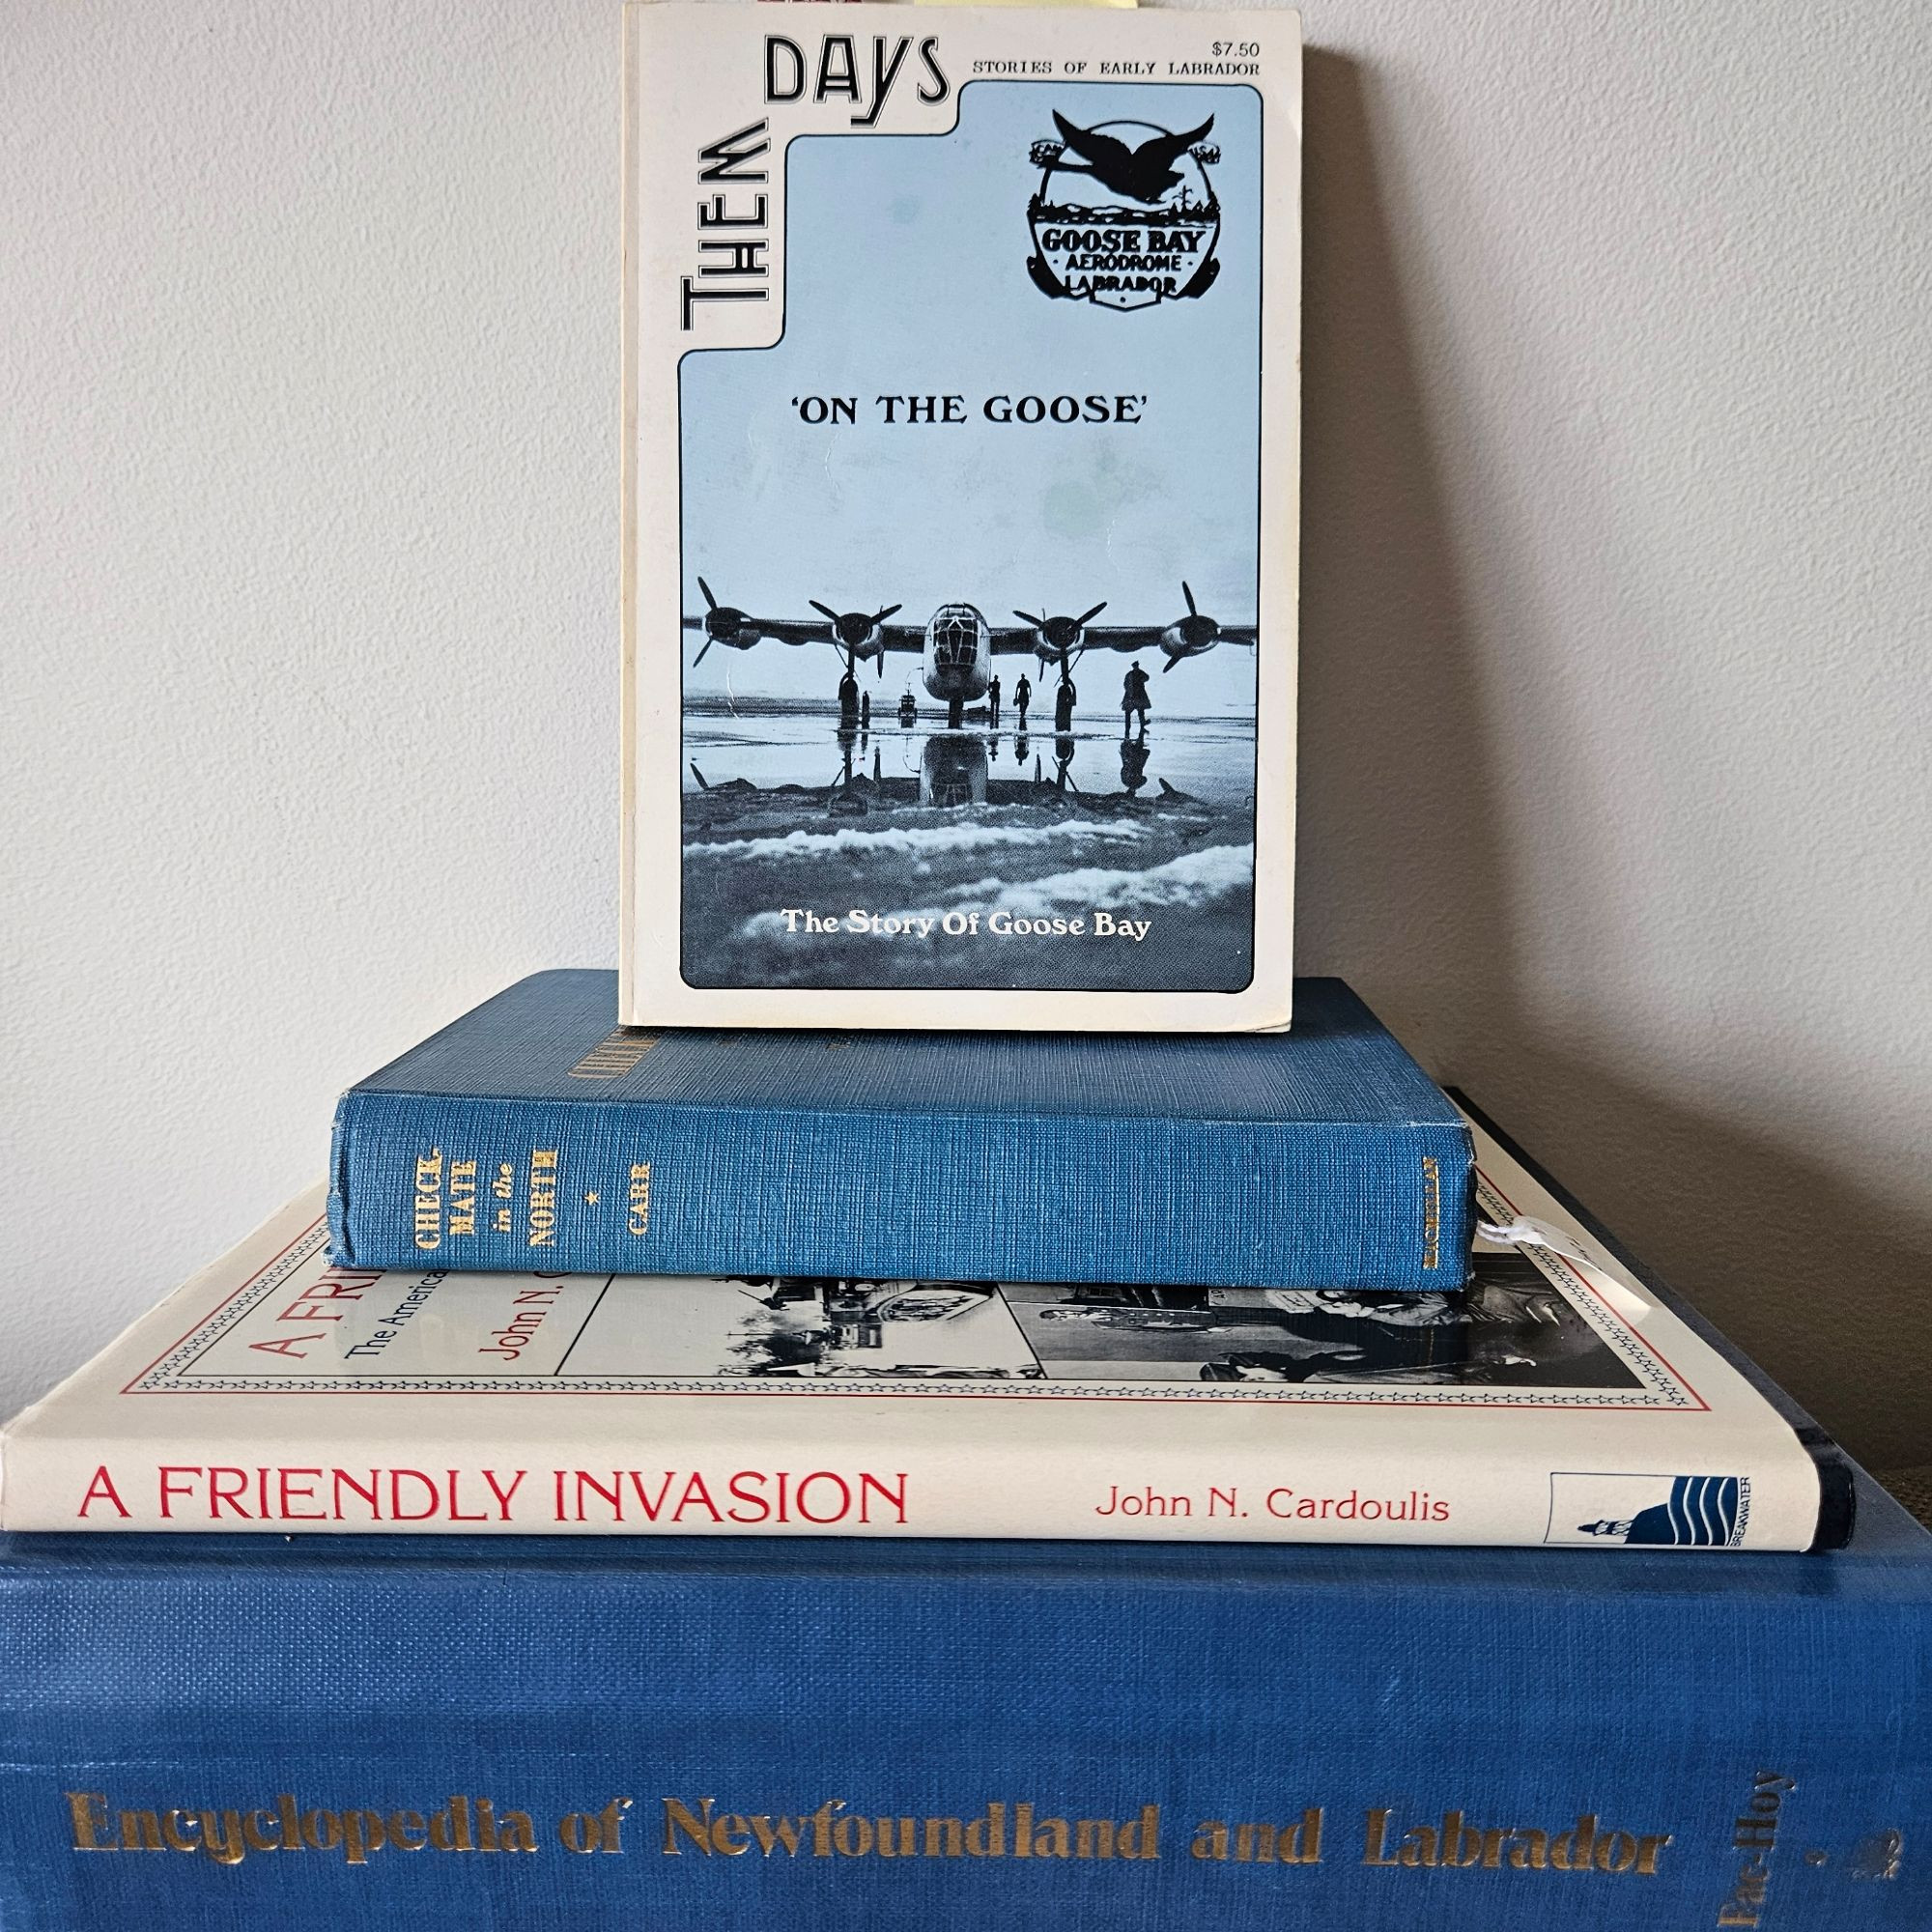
[323,970,1474,1288]
[622,2,1301,1030]
[2,1109,1844,1549]
[0,1495,1921,1928]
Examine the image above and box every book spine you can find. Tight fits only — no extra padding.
[0,1422,1825,1548]
[328,1091,1475,1289]
[0,1520,1924,1930]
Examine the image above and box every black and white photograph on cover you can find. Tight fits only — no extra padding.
[127,1236,1684,1406]
[1006,1253,1645,1389]
[676,83,1265,995]
[574,1254,1644,1393]
[704,1278,1046,1380]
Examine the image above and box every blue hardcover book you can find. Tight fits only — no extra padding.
[326,971,1474,1288]
[0,1514,1922,1928]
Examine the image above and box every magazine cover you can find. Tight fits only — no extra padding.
[622,3,1301,1029]
[0,1119,1833,1548]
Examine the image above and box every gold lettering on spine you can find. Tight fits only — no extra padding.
[119,1809,164,1851]
[412,1149,444,1251]
[446,1158,478,1236]
[527,1149,559,1248]
[568,1031,659,1079]
[663,1795,718,1855]
[1191,1819,1230,1861]
[56,1784,1670,1877]
[655,1797,1154,1862]
[1419,1155,1441,1270]
[1363,1807,1670,1876]
[242,1808,282,1853]
[1197,1809,1322,1864]
[198,1811,246,1866]
[67,1792,111,1850]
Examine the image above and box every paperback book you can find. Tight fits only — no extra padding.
[324,971,1474,1288]
[622,2,1302,1030]
[1,1111,1847,1549]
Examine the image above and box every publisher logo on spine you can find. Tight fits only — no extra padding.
[1027,110,1221,311]
[1546,1472,1748,1548]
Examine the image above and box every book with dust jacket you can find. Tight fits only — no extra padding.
[622,2,1300,1029]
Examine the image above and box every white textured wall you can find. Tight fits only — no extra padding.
[5,1,1928,1465]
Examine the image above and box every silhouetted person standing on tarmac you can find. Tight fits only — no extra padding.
[1122,660,1151,738]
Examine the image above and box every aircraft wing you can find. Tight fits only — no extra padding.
[1074,624,1168,653]
[877,624,926,653]
[680,613,832,645]
[988,626,1046,655]
[1081,623,1260,652]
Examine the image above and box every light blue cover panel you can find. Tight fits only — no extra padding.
[327,972,1474,1287]
[1,1476,1926,1930]
[676,80,1267,994]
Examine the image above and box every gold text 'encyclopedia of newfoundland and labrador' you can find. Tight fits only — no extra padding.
[622,2,1300,1030]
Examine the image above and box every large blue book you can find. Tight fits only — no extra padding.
[0,1509,1922,1928]
[327,970,1474,1288]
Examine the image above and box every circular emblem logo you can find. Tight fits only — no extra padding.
[1027,111,1222,312]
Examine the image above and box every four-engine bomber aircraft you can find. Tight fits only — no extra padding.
[684,580,1257,726]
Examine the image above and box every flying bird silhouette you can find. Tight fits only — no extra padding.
[1049,112,1215,205]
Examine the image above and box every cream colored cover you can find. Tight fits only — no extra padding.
[0,1121,1824,1547]
[622,2,1300,1028]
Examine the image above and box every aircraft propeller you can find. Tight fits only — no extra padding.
[1014,601,1108,675]
[1161,580,1225,669]
[810,599,903,677]
[692,577,761,665]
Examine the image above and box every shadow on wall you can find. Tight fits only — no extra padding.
[1294,50,1930,1470]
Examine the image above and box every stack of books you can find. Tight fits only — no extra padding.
[2,7,1925,1929]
